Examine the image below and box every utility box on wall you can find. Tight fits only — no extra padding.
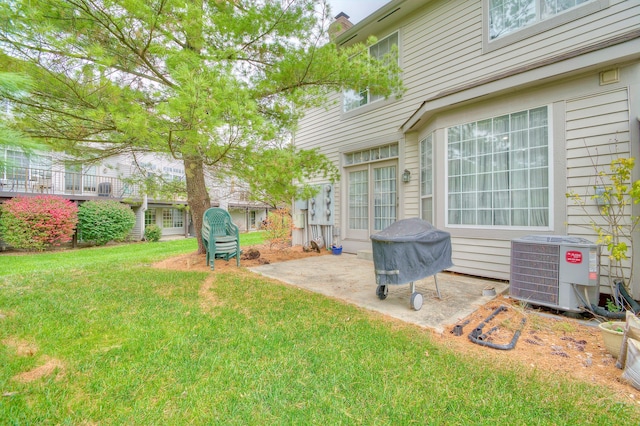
[294,199,308,210]
[308,183,334,226]
[510,235,600,312]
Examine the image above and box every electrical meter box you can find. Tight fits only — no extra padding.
[308,183,334,226]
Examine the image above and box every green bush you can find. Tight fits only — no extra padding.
[77,200,136,245]
[0,195,78,251]
[144,224,162,242]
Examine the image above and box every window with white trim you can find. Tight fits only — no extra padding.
[343,32,399,112]
[447,106,550,228]
[420,133,434,223]
[489,0,595,39]
[162,208,184,228]
[145,209,156,226]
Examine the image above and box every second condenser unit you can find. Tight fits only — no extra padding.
[510,235,600,312]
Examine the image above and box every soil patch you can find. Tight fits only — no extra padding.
[12,357,65,383]
[153,244,640,403]
[438,296,639,402]
[2,337,38,357]
[153,243,330,272]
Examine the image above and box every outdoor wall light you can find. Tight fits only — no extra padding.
[402,169,411,183]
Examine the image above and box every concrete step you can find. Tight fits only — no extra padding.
[357,249,373,261]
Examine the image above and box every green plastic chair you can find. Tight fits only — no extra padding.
[201,208,241,270]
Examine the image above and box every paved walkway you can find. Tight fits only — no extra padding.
[249,253,508,334]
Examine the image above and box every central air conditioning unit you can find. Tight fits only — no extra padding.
[510,235,600,312]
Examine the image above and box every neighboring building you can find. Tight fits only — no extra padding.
[293,0,640,298]
[0,148,270,241]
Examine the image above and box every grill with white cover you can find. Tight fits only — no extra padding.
[370,218,453,310]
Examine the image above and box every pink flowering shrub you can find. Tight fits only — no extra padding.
[0,195,78,251]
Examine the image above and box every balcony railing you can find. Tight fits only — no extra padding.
[0,167,142,200]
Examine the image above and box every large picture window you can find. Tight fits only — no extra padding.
[343,32,399,112]
[447,106,550,228]
[489,0,594,39]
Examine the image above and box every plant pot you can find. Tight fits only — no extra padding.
[599,321,625,358]
[331,245,342,255]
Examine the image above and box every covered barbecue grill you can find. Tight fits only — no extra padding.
[370,218,453,310]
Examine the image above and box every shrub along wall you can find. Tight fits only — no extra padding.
[77,200,136,246]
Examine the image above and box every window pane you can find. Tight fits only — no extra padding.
[511,130,528,150]
[420,134,433,197]
[449,193,461,209]
[512,209,529,226]
[462,193,476,209]
[448,126,461,143]
[461,210,476,225]
[511,148,528,169]
[478,191,492,208]
[462,175,476,192]
[422,197,433,223]
[145,209,156,225]
[478,209,493,225]
[347,144,398,166]
[494,209,510,226]
[492,0,590,39]
[6,150,28,181]
[494,115,509,134]
[373,165,396,231]
[449,176,461,193]
[349,170,368,230]
[343,32,398,111]
[461,158,476,175]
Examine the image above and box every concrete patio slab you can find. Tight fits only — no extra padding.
[249,253,508,334]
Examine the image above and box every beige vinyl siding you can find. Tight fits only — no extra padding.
[450,237,512,280]
[565,88,631,283]
[402,132,420,218]
[399,0,638,111]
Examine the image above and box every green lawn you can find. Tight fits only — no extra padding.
[0,237,638,424]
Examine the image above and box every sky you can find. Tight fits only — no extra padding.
[326,0,390,24]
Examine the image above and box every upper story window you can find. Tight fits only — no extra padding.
[343,32,399,113]
[489,0,596,39]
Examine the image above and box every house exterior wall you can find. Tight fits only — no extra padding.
[294,0,640,297]
[411,68,636,281]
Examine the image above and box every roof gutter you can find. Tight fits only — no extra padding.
[335,0,419,47]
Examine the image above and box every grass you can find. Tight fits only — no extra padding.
[1,238,638,424]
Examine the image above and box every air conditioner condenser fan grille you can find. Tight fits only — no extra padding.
[510,241,560,306]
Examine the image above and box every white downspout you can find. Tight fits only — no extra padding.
[141,193,148,240]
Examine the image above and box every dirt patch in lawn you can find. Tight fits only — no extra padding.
[11,357,65,383]
[153,243,330,272]
[153,244,640,403]
[2,337,38,357]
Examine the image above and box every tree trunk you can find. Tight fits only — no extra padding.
[184,156,210,254]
